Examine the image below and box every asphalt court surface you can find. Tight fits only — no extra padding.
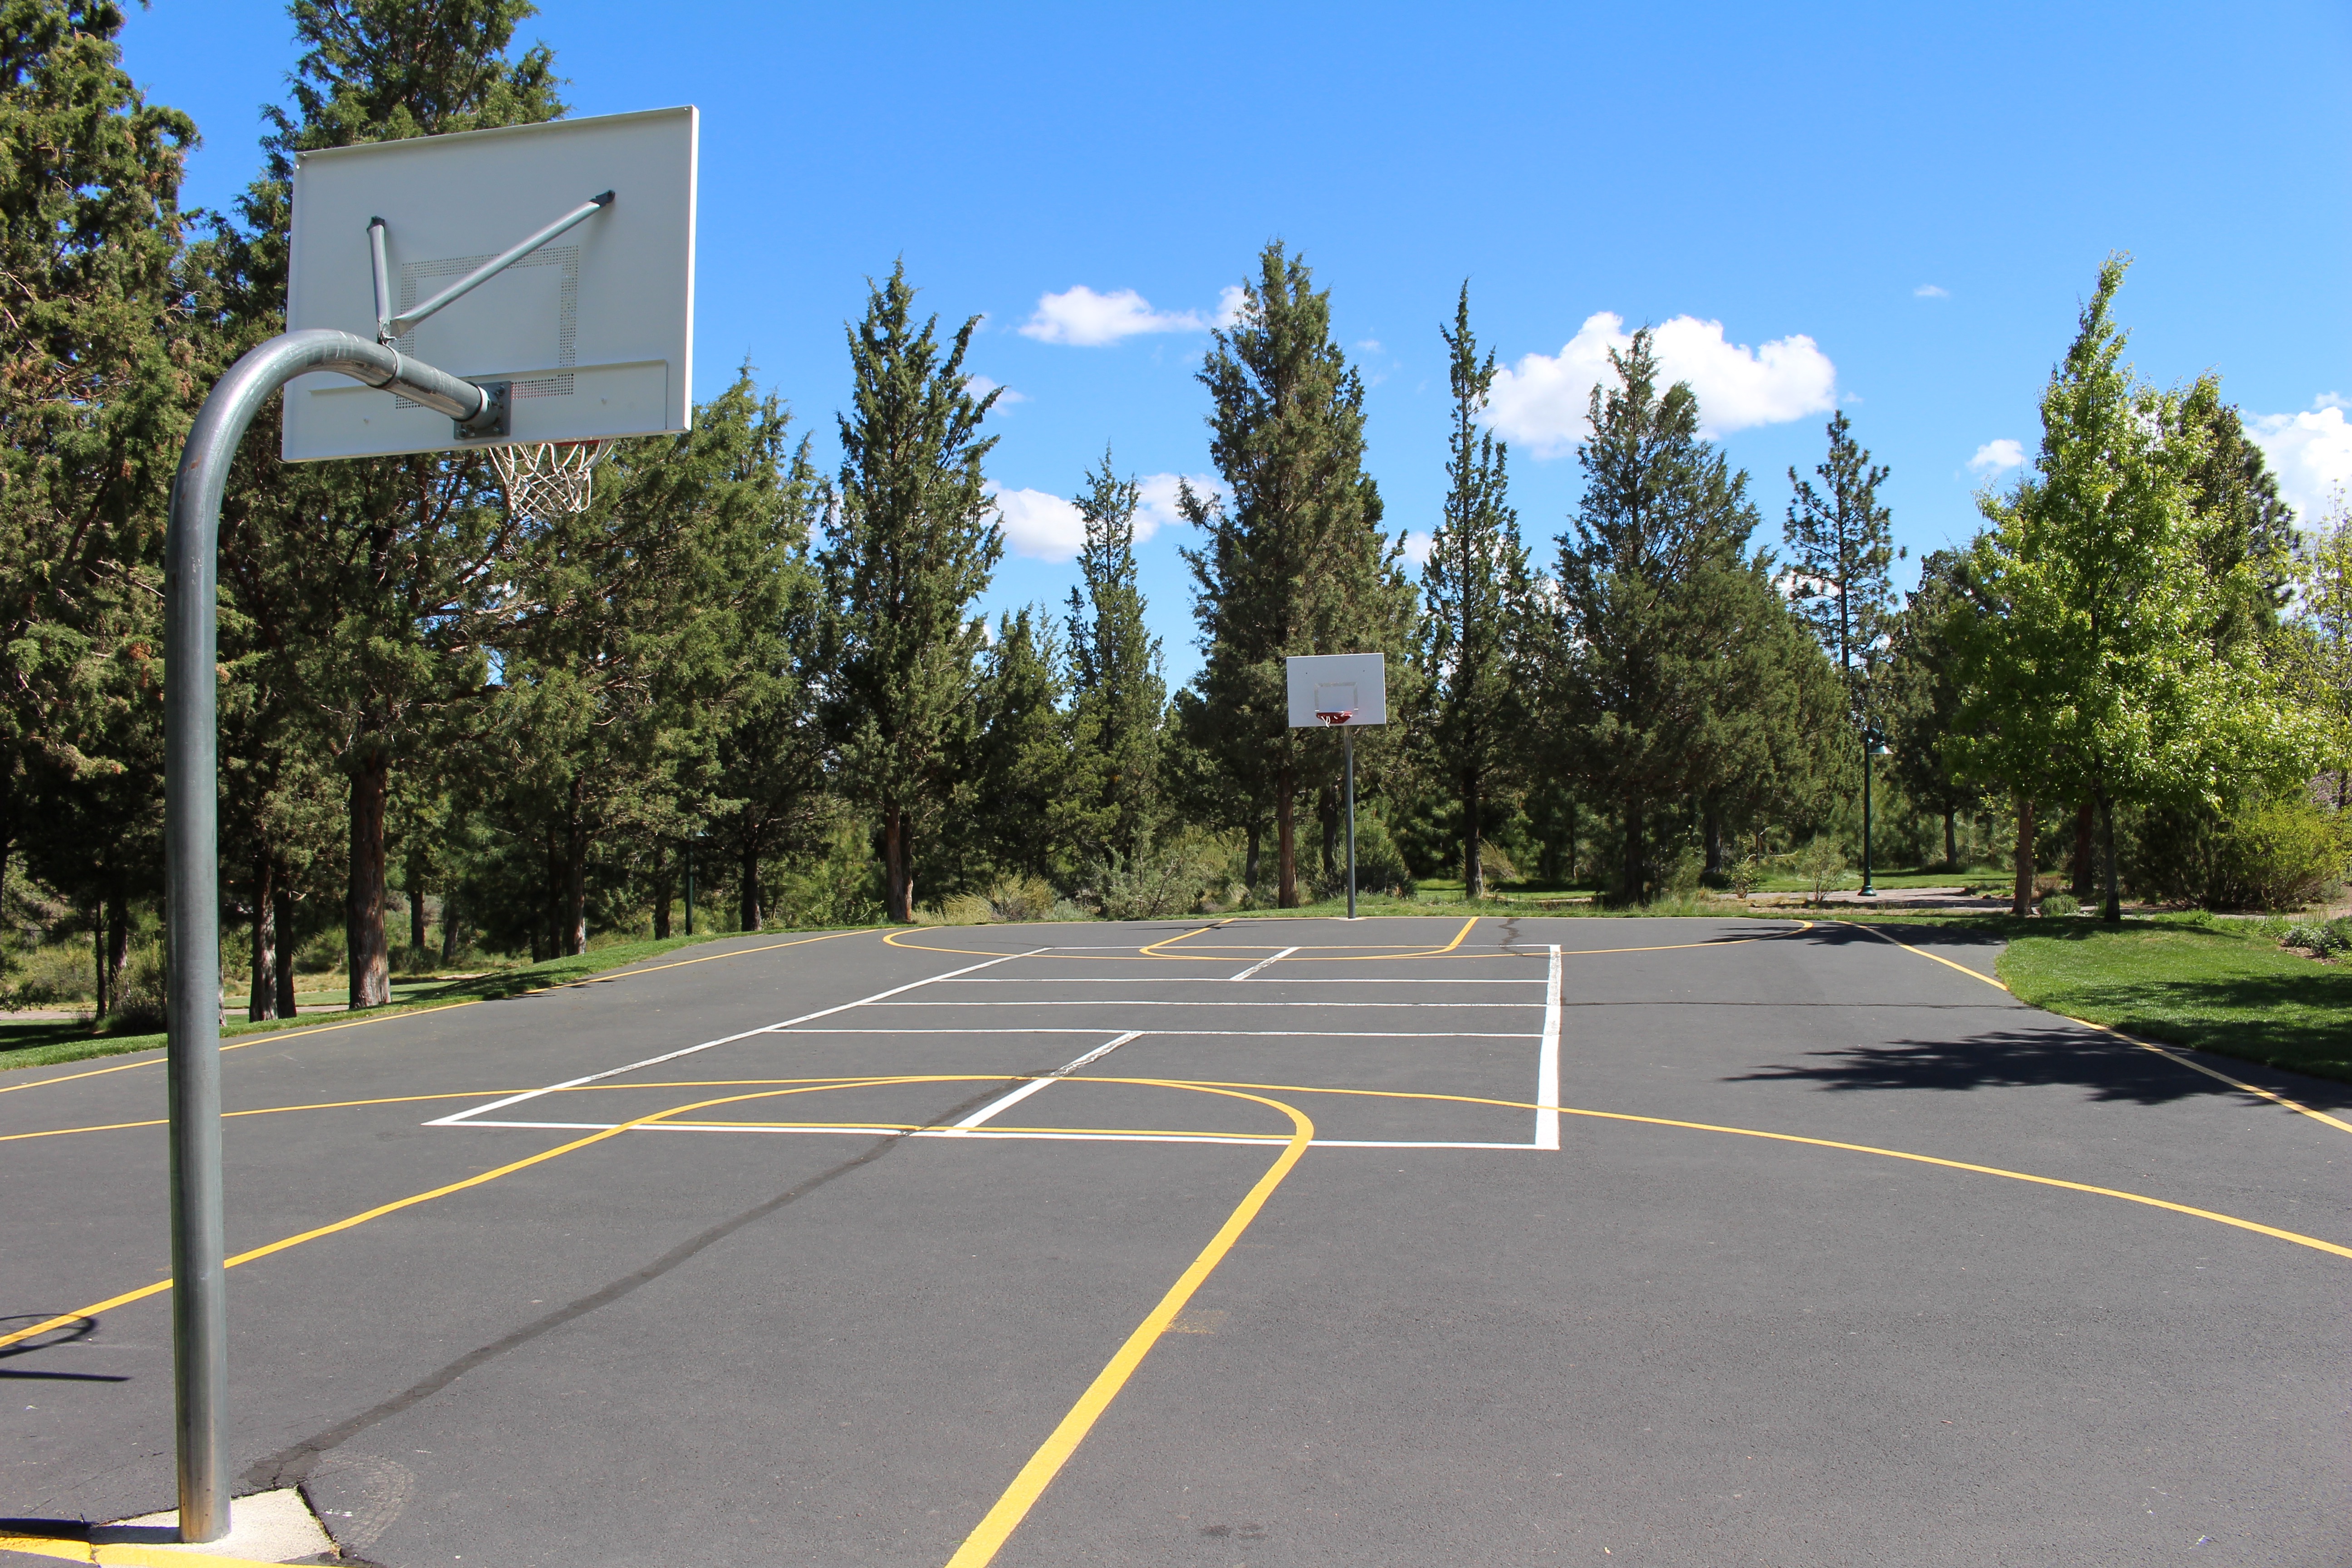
[3,915,2347,1567]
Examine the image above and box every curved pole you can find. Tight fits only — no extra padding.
[163,328,500,1542]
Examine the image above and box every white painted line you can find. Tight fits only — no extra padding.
[438,1119,1539,1151]
[770,1028,1543,1039]
[424,948,1050,1127]
[933,976,1545,985]
[1535,944,1561,1151]
[950,1032,1143,1130]
[1228,946,1299,981]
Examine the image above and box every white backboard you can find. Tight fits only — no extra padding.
[1286,652,1387,727]
[284,106,696,461]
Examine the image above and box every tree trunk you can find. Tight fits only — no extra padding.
[250,851,278,1022]
[2010,795,2035,917]
[346,753,392,1009]
[1702,800,1725,881]
[2098,789,2122,923]
[441,890,461,965]
[102,886,129,1023]
[543,828,564,960]
[409,867,427,957]
[2071,801,2096,900]
[1276,763,1298,908]
[563,804,588,958]
[1943,807,1957,870]
[274,884,297,1018]
[91,899,108,1026]
[1244,822,1261,891]
[651,845,672,940]
[740,838,762,931]
[883,804,912,922]
[1318,784,1338,887]
[1463,771,1485,900]
[1621,794,1645,905]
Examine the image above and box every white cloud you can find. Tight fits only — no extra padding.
[1483,311,1837,455]
[1019,286,1218,346]
[1357,338,1383,353]
[1214,284,1247,328]
[965,373,1027,407]
[1400,529,1436,568]
[1915,284,1950,299]
[989,486,1086,560]
[1968,438,2026,475]
[2250,398,2352,524]
[987,472,1220,562]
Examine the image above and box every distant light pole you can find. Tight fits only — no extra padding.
[1861,726,1890,897]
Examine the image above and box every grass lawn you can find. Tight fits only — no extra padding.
[0,929,849,1076]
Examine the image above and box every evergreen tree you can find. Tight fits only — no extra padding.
[1549,328,1770,903]
[197,0,566,1005]
[968,607,1071,884]
[1783,410,1896,722]
[2290,493,2352,811]
[0,0,196,1005]
[1418,284,1533,898]
[1884,548,1987,868]
[1180,241,1409,906]
[1060,449,1166,863]
[818,262,1001,921]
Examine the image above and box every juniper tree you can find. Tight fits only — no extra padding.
[1550,329,1776,903]
[0,0,196,1002]
[968,607,1071,884]
[1180,242,1410,906]
[1418,284,1533,898]
[819,263,1002,921]
[1061,450,1166,863]
[196,0,566,1005]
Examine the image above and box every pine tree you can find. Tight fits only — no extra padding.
[1884,548,1987,868]
[0,0,197,1013]
[818,262,1002,921]
[1418,284,1532,898]
[1784,411,1896,723]
[196,0,566,1006]
[1061,449,1166,864]
[1180,241,1408,906]
[1550,328,1768,903]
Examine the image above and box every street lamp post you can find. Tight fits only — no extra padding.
[1861,725,1889,897]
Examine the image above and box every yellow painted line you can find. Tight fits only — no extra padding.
[1138,920,1224,956]
[1184,1078,2352,1264]
[944,1084,1313,1568]
[0,1533,294,1567]
[0,930,867,1095]
[1842,921,2352,1138]
[0,1090,527,1145]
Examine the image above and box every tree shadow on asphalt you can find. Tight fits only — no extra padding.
[1726,1022,2228,1106]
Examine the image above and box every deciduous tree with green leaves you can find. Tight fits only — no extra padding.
[1951,256,2323,921]
[818,262,1002,922]
[1417,284,1533,899]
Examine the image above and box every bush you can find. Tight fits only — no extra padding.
[4,939,96,1007]
[1477,839,1518,886]
[2039,891,2080,917]
[1794,834,1850,904]
[108,941,169,1031]
[1080,832,1228,921]
[2283,917,2352,956]
[985,874,1059,923]
[1311,814,1416,901]
[933,893,996,925]
[2136,794,2346,911]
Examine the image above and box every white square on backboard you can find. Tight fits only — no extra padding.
[1285,652,1387,727]
[284,106,696,461]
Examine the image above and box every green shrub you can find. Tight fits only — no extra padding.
[932,893,996,925]
[2039,891,2081,917]
[1312,814,1416,901]
[1081,831,1228,921]
[2132,793,2348,911]
[4,939,96,1006]
[2283,917,2352,956]
[1794,834,1850,904]
[985,874,1059,923]
[108,941,169,1031]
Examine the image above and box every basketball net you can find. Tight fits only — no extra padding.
[1317,710,1354,726]
[490,440,612,520]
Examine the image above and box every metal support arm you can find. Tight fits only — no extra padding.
[163,328,502,1543]
[374,190,613,343]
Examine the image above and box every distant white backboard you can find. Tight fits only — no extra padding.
[284,106,696,461]
[1286,652,1387,727]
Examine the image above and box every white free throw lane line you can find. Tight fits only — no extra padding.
[438,1120,1537,1151]
[949,1032,1144,1131]
[1535,944,1561,1150]
[1228,946,1299,981]
[866,999,1542,1009]
[425,948,1050,1127]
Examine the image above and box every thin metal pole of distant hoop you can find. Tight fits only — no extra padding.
[165,329,502,1544]
[1344,727,1357,920]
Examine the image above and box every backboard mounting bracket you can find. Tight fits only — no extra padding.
[368,191,614,344]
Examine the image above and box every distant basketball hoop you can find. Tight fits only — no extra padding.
[1315,709,1354,726]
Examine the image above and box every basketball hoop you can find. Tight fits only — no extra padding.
[1316,710,1354,726]
[490,439,612,519]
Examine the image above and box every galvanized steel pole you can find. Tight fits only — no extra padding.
[165,330,502,1542]
[1344,729,1357,920]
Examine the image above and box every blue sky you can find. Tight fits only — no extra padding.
[123,1,2352,686]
